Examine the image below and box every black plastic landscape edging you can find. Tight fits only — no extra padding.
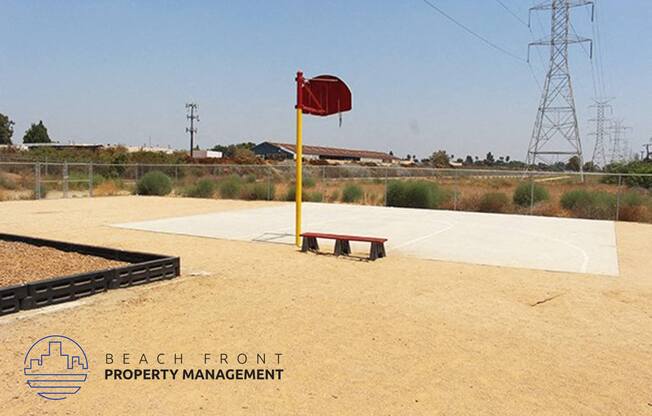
[0,233,180,316]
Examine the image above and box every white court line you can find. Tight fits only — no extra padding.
[515,229,591,273]
[392,221,456,250]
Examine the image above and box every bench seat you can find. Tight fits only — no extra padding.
[300,232,387,260]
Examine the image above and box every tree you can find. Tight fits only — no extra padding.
[233,148,257,164]
[485,152,495,165]
[505,155,511,163]
[583,161,597,172]
[23,120,51,143]
[429,150,450,168]
[566,156,581,172]
[464,155,473,165]
[211,142,255,158]
[0,113,14,145]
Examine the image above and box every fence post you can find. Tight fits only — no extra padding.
[89,162,94,197]
[63,161,69,198]
[267,166,272,200]
[454,170,459,210]
[615,174,622,221]
[34,162,41,200]
[529,174,535,215]
[384,168,389,206]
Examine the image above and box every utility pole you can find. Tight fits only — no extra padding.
[607,119,632,164]
[527,0,594,174]
[185,103,199,157]
[589,98,612,168]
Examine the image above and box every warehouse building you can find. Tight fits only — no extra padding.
[253,141,399,164]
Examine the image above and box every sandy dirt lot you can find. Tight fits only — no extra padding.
[0,196,650,415]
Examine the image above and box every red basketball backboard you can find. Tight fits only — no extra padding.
[296,74,352,117]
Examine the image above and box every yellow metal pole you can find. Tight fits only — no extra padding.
[295,107,303,246]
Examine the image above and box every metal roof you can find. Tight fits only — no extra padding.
[269,142,398,161]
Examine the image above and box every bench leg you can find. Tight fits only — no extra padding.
[301,237,319,252]
[370,242,386,260]
[334,240,351,256]
[342,240,351,255]
[334,240,343,256]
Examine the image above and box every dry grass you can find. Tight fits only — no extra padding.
[94,180,126,196]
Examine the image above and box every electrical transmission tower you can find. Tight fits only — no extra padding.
[185,103,199,157]
[589,98,612,168]
[643,140,652,161]
[526,0,594,172]
[607,120,631,164]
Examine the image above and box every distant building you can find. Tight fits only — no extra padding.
[191,149,223,159]
[23,142,104,151]
[253,141,399,164]
[122,145,175,154]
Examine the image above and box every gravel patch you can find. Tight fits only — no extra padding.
[0,241,128,287]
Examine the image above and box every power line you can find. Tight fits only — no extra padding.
[494,0,529,27]
[570,21,598,97]
[420,0,526,62]
[591,3,609,97]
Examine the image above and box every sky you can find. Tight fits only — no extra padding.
[1,0,650,161]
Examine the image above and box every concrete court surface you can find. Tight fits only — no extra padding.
[115,202,619,276]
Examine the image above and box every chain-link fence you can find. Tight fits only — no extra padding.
[1,161,651,223]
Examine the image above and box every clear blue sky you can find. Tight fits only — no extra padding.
[1,0,650,160]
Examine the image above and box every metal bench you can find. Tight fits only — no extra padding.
[300,232,387,260]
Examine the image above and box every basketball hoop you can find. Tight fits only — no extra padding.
[293,71,353,246]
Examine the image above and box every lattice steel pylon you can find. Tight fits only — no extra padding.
[589,98,612,168]
[526,0,594,173]
[607,119,632,164]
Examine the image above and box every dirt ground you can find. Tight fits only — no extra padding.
[0,241,127,287]
[0,196,650,415]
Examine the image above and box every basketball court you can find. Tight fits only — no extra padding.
[114,202,619,276]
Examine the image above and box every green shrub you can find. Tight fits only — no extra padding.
[0,173,18,190]
[342,183,363,203]
[386,180,447,209]
[219,175,242,199]
[240,182,275,200]
[617,191,648,222]
[621,191,644,207]
[602,162,652,189]
[185,178,216,198]
[136,171,172,196]
[329,190,340,202]
[513,182,550,207]
[91,173,105,187]
[560,189,616,219]
[307,191,323,202]
[285,187,305,201]
[303,176,316,188]
[244,174,257,183]
[478,192,510,213]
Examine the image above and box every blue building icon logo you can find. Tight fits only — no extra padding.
[23,335,89,400]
